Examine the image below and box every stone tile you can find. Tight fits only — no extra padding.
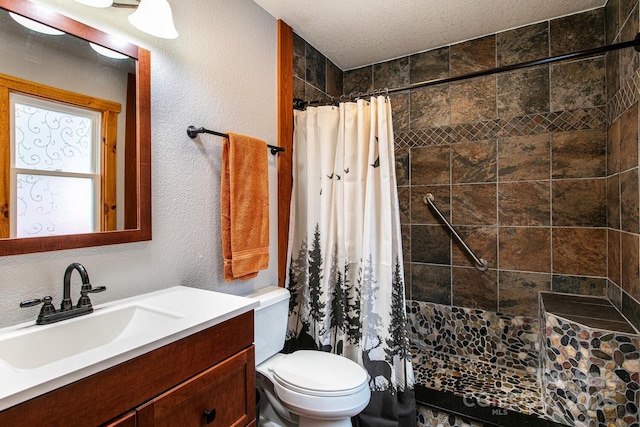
[410,47,449,83]
[552,227,607,277]
[550,57,606,111]
[607,229,622,286]
[605,0,620,45]
[621,168,640,234]
[620,4,639,85]
[305,43,326,92]
[394,148,411,186]
[411,185,450,225]
[452,267,498,311]
[621,0,637,23]
[497,66,550,117]
[497,22,549,66]
[390,92,409,131]
[499,271,551,317]
[621,231,640,297]
[325,59,343,98]
[410,85,450,128]
[498,134,551,182]
[498,181,551,226]
[398,187,410,224]
[411,263,451,304]
[450,76,496,124]
[621,292,640,332]
[607,174,621,229]
[374,57,409,90]
[607,119,621,176]
[293,32,305,79]
[551,275,607,296]
[607,280,623,310]
[619,103,638,172]
[450,35,496,77]
[395,147,409,186]
[499,227,551,273]
[552,179,607,227]
[305,83,326,102]
[343,66,372,95]
[450,139,497,184]
[451,183,497,226]
[551,128,606,179]
[411,225,451,265]
[402,225,410,263]
[549,8,605,56]
[411,145,450,185]
[609,229,622,286]
[451,226,497,269]
[293,76,305,101]
[606,49,620,104]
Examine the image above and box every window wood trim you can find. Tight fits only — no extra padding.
[0,73,121,237]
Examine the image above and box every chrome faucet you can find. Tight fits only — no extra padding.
[20,263,106,325]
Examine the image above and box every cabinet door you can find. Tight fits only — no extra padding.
[137,348,254,427]
[103,411,136,427]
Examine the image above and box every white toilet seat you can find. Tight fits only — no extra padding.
[256,351,371,421]
[271,350,368,397]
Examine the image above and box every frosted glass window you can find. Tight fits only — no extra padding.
[15,174,94,237]
[10,93,101,238]
[13,102,94,173]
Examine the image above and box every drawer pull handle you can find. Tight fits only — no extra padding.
[203,408,216,424]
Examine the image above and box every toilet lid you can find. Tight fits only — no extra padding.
[271,350,368,397]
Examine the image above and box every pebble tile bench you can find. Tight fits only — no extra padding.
[407,294,640,426]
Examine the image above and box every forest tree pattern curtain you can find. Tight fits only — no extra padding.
[286,97,416,426]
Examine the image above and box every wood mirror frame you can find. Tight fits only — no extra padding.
[0,0,151,256]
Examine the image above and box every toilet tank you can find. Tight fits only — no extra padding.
[245,286,290,365]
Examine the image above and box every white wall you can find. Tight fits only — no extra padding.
[0,0,278,328]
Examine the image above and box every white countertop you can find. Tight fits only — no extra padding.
[0,286,258,411]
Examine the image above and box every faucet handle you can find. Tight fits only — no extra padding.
[20,296,56,323]
[89,286,107,293]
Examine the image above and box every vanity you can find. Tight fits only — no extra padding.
[0,287,259,427]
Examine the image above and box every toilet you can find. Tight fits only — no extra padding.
[246,286,371,427]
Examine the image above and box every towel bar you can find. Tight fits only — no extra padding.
[187,126,285,155]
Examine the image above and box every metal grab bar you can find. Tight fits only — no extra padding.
[423,193,489,271]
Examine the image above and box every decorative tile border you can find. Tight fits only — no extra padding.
[608,69,640,123]
[395,107,606,148]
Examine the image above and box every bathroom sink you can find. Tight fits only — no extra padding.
[0,286,259,411]
[0,304,182,369]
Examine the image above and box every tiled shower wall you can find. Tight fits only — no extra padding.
[291,3,640,323]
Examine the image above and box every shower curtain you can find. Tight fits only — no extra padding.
[285,96,416,426]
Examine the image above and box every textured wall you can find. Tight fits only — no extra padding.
[0,0,278,328]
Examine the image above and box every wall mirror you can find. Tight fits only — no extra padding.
[0,0,151,255]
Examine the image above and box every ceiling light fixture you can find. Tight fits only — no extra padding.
[76,0,178,39]
[9,12,65,35]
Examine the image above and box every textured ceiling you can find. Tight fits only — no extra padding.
[252,0,606,70]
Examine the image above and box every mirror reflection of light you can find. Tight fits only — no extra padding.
[89,43,129,60]
[74,0,113,7]
[9,12,65,35]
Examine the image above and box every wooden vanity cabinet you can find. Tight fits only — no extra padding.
[0,311,256,427]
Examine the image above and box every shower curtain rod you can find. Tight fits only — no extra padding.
[186,125,285,155]
[295,33,640,110]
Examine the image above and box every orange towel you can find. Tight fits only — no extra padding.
[221,132,270,281]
